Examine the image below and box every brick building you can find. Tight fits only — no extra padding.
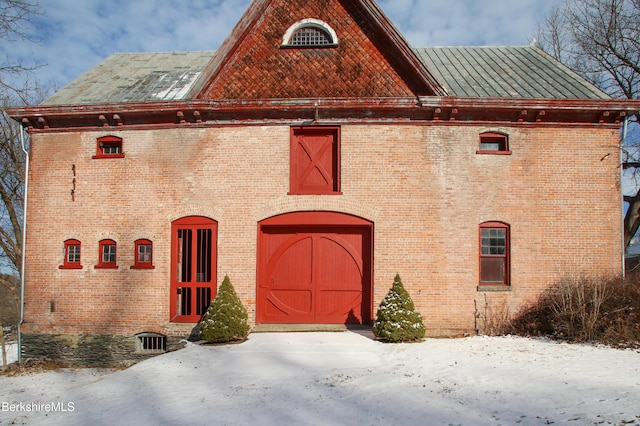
[8,0,640,366]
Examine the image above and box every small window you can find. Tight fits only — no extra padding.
[282,19,338,48]
[291,27,332,46]
[60,239,82,269]
[93,136,124,159]
[132,239,155,269]
[135,333,167,353]
[289,126,341,195]
[96,239,118,269]
[479,222,510,286]
[477,132,511,155]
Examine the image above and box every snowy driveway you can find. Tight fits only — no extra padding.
[1,331,639,425]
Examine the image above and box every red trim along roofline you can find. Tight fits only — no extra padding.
[6,97,639,132]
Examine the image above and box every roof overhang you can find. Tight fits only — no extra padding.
[6,97,639,132]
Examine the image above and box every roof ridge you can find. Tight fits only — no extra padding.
[414,45,532,49]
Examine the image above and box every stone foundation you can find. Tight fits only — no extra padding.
[21,333,187,367]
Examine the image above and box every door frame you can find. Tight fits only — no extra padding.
[170,216,218,323]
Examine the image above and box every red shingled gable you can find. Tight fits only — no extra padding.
[196,0,443,100]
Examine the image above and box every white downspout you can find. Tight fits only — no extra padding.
[18,124,29,362]
[621,116,629,276]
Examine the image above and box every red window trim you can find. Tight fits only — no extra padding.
[59,239,83,269]
[289,126,341,195]
[92,135,125,159]
[476,132,511,155]
[95,239,118,269]
[479,221,510,287]
[131,239,155,270]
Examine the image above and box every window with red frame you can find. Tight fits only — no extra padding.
[132,239,155,269]
[290,126,341,195]
[479,222,510,286]
[96,239,118,269]
[477,132,511,155]
[60,239,82,269]
[93,135,124,159]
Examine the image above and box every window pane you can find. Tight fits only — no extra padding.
[197,229,212,282]
[196,287,212,316]
[480,142,501,151]
[177,229,192,282]
[138,244,152,263]
[103,144,121,154]
[480,257,506,283]
[68,245,80,263]
[177,287,192,316]
[102,244,116,263]
[291,27,332,45]
[482,229,506,254]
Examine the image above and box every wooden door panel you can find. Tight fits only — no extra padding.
[258,226,369,324]
[290,127,340,194]
[297,134,334,190]
[265,290,313,319]
[316,233,363,323]
[263,235,314,322]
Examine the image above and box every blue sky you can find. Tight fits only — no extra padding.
[1,0,565,91]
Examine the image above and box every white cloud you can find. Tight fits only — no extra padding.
[0,0,566,91]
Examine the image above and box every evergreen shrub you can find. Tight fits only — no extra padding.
[373,274,426,342]
[200,275,250,343]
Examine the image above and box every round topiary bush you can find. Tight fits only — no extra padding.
[373,274,426,342]
[200,275,250,343]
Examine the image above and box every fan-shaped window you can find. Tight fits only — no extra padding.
[282,19,338,48]
[291,27,332,46]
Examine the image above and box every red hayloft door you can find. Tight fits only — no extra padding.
[257,212,373,325]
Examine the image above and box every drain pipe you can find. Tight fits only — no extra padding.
[18,124,29,362]
[621,116,629,276]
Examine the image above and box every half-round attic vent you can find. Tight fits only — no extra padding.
[282,18,338,47]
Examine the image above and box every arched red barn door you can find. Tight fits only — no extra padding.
[257,212,373,325]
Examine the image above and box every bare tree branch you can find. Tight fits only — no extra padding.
[538,0,640,248]
[0,0,41,41]
[0,0,44,96]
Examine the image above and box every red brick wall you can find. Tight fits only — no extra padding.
[23,122,622,337]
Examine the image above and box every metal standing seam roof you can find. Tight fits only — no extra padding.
[42,45,610,106]
[414,46,610,100]
[42,51,216,106]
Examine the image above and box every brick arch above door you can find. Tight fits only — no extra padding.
[167,206,223,224]
[255,195,379,224]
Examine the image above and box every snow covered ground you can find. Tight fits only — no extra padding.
[1,332,639,426]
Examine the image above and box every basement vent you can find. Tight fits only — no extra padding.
[135,333,167,353]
